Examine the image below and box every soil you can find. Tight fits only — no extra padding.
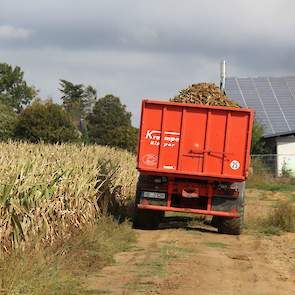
[85,190,295,295]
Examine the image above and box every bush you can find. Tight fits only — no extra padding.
[264,201,295,233]
[0,102,17,140]
[249,200,295,234]
[281,161,294,178]
[251,121,266,154]
[106,125,138,153]
[87,94,137,152]
[15,101,79,143]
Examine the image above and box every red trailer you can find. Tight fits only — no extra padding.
[133,100,254,234]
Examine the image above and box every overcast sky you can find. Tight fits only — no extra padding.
[1,0,295,125]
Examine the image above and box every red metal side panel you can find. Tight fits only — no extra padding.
[179,108,207,174]
[204,110,228,175]
[137,100,253,182]
[222,112,250,177]
[138,103,162,169]
[157,105,182,171]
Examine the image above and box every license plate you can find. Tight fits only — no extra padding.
[142,191,166,200]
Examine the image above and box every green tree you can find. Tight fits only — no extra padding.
[59,80,97,128]
[59,79,85,111]
[87,94,137,152]
[0,102,18,140]
[251,121,266,154]
[108,126,138,152]
[83,85,97,114]
[15,101,79,143]
[0,63,37,112]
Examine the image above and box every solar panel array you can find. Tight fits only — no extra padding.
[225,77,295,136]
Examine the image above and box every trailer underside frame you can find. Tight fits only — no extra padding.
[137,177,240,218]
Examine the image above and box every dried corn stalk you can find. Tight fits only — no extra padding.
[0,142,137,252]
[171,83,239,107]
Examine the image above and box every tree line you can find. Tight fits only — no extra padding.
[0,62,138,152]
[0,62,266,154]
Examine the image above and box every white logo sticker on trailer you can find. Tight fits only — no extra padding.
[230,160,240,170]
[145,130,180,147]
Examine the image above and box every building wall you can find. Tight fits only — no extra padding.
[276,136,295,176]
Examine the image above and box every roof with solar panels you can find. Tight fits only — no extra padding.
[225,76,295,138]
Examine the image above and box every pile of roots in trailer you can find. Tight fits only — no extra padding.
[171,83,239,107]
[0,142,137,253]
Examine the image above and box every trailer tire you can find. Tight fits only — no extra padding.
[215,182,245,235]
[217,210,244,235]
[132,174,163,230]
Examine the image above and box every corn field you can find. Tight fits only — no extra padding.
[0,142,137,253]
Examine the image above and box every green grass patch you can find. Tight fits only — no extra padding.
[125,241,189,292]
[125,281,157,292]
[83,290,112,294]
[260,225,282,236]
[0,218,135,295]
[246,181,295,192]
[160,243,193,260]
[288,194,295,202]
[206,241,227,249]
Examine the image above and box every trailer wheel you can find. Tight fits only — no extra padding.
[132,174,163,230]
[215,182,245,235]
[216,209,244,235]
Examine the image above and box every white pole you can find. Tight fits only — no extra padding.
[220,60,226,91]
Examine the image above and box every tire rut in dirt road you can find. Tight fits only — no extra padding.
[85,230,172,294]
[85,223,295,295]
[164,232,295,295]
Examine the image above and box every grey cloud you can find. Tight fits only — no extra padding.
[0,0,295,125]
[0,25,32,40]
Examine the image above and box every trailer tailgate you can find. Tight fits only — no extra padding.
[137,100,254,182]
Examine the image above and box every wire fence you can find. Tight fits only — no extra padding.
[250,154,295,177]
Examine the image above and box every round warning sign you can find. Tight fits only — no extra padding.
[230,160,240,170]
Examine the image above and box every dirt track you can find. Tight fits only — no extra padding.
[86,216,295,295]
